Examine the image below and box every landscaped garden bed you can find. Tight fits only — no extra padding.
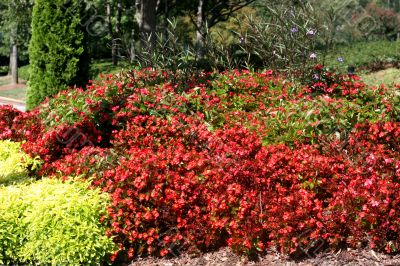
[0,66,399,265]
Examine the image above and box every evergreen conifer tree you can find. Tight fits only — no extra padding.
[27,0,89,109]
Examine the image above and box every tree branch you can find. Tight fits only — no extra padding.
[208,0,256,28]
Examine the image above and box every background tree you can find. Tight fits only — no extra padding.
[27,0,90,109]
[188,0,256,55]
[105,0,123,66]
[136,0,158,51]
[366,2,400,40]
[311,0,400,44]
[0,0,33,84]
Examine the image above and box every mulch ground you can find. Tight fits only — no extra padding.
[127,247,400,266]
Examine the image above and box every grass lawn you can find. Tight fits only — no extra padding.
[360,67,400,87]
[0,76,27,101]
[89,59,131,79]
[0,76,10,86]
[0,87,26,101]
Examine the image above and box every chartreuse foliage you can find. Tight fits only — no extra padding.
[0,140,40,185]
[27,0,89,109]
[0,178,116,265]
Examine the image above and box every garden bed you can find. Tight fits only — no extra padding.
[0,67,398,265]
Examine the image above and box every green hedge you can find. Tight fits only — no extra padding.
[324,40,400,72]
[0,178,117,265]
[18,65,30,81]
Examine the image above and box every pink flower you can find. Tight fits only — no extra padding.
[371,200,379,207]
[140,88,150,95]
[306,29,316,36]
[364,179,373,188]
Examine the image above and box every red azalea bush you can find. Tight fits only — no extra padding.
[321,121,400,252]
[0,67,399,262]
[0,105,42,141]
[307,64,366,97]
[0,105,21,140]
[21,118,103,173]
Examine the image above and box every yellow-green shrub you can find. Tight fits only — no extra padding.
[0,140,40,185]
[0,178,116,265]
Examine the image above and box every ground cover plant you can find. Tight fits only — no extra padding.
[0,66,398,264]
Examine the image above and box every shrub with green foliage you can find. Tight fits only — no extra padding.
[235,0,321,79]
[27,0,90,109]
[324,40,400,72]
[0,140,40,185]
[18,65,30,81]
[0,178,116,265]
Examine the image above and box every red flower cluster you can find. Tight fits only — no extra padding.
[22,118,103,172]
[322,121,400,252]
[43,115,400,260]
[0,105,42,141]
[308,65,365,97]
[0,67,398,261]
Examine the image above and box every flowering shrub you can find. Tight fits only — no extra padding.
[22,119,102,166]
[0,106,42,142]
[321,121,400,252]
[0,105,20,140]
[0,67,399,262]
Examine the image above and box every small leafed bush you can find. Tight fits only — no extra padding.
[18,65,30,81]
[0,178,116,265]
[0,140,40,185]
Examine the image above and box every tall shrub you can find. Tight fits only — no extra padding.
[27,0,89,109]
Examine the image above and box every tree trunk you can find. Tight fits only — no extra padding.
[130,29,136,63]
[135,0,141,27]
[196,0,206,58]
[129,0,142,62]
[8,49,12,76]
[115,0,123,65]
[163,0,169,40]
[116,0,122,37]
[10,28,18,85]
[140,0,157,50]
[106,1,118,66]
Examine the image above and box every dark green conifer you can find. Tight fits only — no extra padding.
[27,0,89,109]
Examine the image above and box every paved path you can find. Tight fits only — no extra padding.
[0,83,26,91]
[0,96,26,112]
[0,76,26,111]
